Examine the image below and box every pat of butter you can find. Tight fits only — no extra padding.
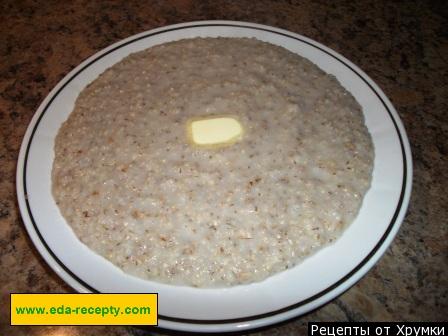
[189,116,243,146]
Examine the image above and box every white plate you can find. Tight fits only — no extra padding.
[16,21,412,332]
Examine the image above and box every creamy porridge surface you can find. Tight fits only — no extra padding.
[52,38,374,287]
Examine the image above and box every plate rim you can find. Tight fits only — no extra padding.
[16,20,413,331]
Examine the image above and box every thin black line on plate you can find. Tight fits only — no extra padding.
[22,22,408,325]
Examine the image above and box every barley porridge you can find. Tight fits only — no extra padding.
[52,38,374,287]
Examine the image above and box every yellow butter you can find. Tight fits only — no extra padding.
[189,116,243,146]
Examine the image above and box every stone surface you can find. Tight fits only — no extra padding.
[1,0,446,335]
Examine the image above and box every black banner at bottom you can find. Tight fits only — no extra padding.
[309,322,447,336]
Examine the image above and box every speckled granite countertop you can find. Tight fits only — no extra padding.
[1,0,447,335]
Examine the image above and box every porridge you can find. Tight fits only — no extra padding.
[52,38,374,287]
